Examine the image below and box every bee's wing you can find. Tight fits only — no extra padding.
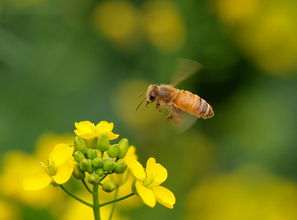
[173,112,197,133]
[170,58,203,87]
[167,105,197,132]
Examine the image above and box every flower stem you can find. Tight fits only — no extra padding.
[108,187,119,220]
[59,185,92,208]
[99,174,108,183]
[99,193,135,208]
[92,184,101,220]
[82,179,92,194]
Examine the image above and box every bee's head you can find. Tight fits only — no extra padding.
[146,84,158,103]
[135,84,158,111]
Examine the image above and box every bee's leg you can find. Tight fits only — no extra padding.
[156,102,161,112]
[166,105,182,123]
[166,114,173,120]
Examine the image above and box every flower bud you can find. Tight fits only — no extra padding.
[92,157,103,168]
[88,173,100,184]
[96,168,104,177]
[102,180,116,192]
[97,134,109,152]
[86,149,98,159]
[102,157,115,173]
[74,137,87,153]
[86,138,98,149]
[117,138,129,159]
[113,161,127,174]
[73,151,85,163]
[107,144,119,158]
[80,159,93,173]
[72,164,85,180]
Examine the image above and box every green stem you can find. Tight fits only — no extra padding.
[99,193,135,208]
[59,185,92,208]
[92,184,101,220]
[82,179,92,194]
[99,174,108,183]
[108,187,119,220]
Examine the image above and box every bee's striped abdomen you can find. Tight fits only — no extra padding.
[174,90,214,119]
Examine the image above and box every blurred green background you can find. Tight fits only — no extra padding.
[1,0,297,219]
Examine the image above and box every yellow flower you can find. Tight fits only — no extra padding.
[0,133,71,209]
[74,121,119,140]
[0,151,64,208]
[92,0,140,48]
[127,157,175,208]
[143,0,186,52]
[23,143,75,191]
[185,166,297,220]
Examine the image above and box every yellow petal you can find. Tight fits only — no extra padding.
[96,121,119,140]
[74,121,96,139]
[124,145,138,161]
[146,159,168,188]
[23,171,52,191]
[135,180,156,208]
[53,159,75,184]
[151,164,167,187]
[96,121,113,131]
[145,157,156,177]
[126,159,146,181]
[49,143,74,167]
[106,132,119,140]
[152,186,176,209]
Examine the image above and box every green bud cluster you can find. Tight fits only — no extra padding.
[72,136,130,193]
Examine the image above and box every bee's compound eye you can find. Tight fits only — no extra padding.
[149,93,156,101]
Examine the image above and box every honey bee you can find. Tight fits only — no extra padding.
[136,58,214,123]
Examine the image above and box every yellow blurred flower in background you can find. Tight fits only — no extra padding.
[92,0,140,48]
[214,0,297,74]
[214,0,259,24]
[91,0,186,52]
[0,199,18,220]
[238,5,297,74]
[34,133,74,159]
[142,0,186,53]
[185,165,297,220]
[61,191,129,220]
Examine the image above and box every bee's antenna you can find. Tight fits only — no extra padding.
[138,92,145,98]
[136,96,147,111]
